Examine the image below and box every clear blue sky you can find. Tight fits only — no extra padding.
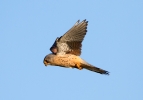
[0,0,143,100]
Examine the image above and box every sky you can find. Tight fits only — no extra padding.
[0,0,143,100]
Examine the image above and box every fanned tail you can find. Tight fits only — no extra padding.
[81,63,109,75]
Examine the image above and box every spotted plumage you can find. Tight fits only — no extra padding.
[44,19,109,75]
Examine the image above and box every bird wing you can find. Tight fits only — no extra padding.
[55,19,88,56]
[50,37,59,54]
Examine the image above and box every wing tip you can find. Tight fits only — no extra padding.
[83,19,88,23]
[75,20,80,26]
[77,19,88,24]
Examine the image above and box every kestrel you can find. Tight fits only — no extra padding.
[43,20,109,75]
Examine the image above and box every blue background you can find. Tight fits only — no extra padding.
[0,0,143,100]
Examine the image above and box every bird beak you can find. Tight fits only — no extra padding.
[44,60,49,66]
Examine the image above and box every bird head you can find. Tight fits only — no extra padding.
[43,53,55,66]
[43,59,50,66]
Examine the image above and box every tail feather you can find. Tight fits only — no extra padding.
[81,63,109,75]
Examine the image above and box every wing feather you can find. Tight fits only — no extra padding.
[50,37,59,54]
[56,19,88,55]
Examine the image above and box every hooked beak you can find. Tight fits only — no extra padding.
[44,60,49,66]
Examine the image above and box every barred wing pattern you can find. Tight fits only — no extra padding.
[56,19,88,56]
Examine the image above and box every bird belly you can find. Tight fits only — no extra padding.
[52,54,82,68]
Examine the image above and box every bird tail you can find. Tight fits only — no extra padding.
[80,62,109,75]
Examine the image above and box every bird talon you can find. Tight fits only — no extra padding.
[76,64,82,70]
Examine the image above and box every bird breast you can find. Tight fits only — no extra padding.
[51,54,82,67]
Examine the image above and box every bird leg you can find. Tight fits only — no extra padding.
[76,63,82,70]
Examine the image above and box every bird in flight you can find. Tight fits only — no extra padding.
[43,19,109,75]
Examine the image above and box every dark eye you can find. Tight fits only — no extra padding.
[44,59,48,63]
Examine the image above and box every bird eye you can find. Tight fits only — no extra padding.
[43,60,49,65]
[45,60,48,63]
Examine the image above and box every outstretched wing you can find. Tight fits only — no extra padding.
[55,19,88,56]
